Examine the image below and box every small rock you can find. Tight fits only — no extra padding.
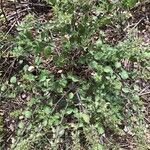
[57,70,63,73]
[28,66,35,72]
[21,93,28,100]
[19,116,24,120]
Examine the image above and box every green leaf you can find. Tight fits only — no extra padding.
[27,123,32,130]
[69,92,74,99]
[120,70,129,79]
[81,113,90,124]
[143,52,150,58]
[44,107,51,114]
[66,108,73,115]
[10,76,17,84]
[42,120,48,126]
[133,85,139,91]
[122,87,129,93]
[8,93,16,98]
[68,74,79,82]
[44,46,51,58]
[23,74,35,81]
[98,127,104,134]
[1,85,6,91]
[90,61,98,69]
[59,78,67,87]
[35,56,41,65]
[18,121,24,129]
[104,66,113,73]
[96,39,102,47]
[122,0,137,8]
[133,95,140,101]
[94,52,102,60]
[114,81,122,90]
[115,62,121,68]
[24,111,32,118]
[93,73,102,82]
[96,144,104,150]
[40,75,47,82]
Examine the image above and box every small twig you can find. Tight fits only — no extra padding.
[139,86,150,94]
[144,117,150,124]
[2,21,16,40]
[132,17,145,29]
[139,91,150,96]
[0,0,8,24]
[123,17,144,36]
[51,89,71,113]
[131,0,150,10]
[52,83,77,113]
[59,102,69,125]
[0,58,17,83]
[14,0,19,25]
[1,43,14,54]
[7,8,31,22]
[16,2,50,7]
[75,92,84,112]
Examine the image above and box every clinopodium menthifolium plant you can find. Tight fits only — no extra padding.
[0,0,150,150]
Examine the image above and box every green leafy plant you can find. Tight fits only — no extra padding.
[1,0,149,149]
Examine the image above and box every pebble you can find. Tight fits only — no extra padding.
[28,66,35,72]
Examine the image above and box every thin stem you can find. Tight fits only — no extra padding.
[0,0,8,24]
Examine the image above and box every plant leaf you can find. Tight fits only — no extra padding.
[104,66,113,73]
[10,76,17,84]
[24,111,32,118]
[18,121,24,129]
[120,70,129,79]
[81,113,90,124]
